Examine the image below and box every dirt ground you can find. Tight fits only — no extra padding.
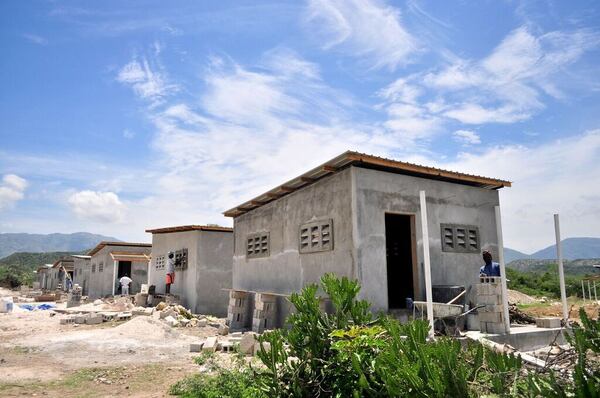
[0,287,226,397]
[517,297,599,321]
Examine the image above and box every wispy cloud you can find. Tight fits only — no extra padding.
[452,130,481,145]
[0,174,28,211]
[23,33,48,45]
[304,0,418,70]
[116,57,177,106]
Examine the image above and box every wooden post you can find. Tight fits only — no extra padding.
[112,260,118,296]
[554,214,569,322]
[495,206,511,334]
[419,191,435,339]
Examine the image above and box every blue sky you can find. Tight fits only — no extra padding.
[1,0,599,253]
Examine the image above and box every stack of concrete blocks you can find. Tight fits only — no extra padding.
[66,284,82,308]
[227,290,250,331]
[476,276,506,334]
[252,293,277,333]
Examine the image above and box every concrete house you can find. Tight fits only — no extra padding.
[146,225,234,316]
[71,255,91,295]
[87,242,152,299]
[49,258,74,291]
[36,264,53,290]
[224,151,511,328]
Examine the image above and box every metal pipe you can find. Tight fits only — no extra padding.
[554,214,569,322]
[495,206,511,334]
[594,281,597,302]
[419,191,435,339]
[588,280,592,303]
[582,280,586,302]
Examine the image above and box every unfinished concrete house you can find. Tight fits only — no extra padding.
[49,258,74,291]
[146,225,234,316]
[223,151,511,331]
[71,255,91,295]
[36,264,53,290]
[87,242,152,299]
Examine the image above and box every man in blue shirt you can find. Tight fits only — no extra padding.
[480,250,501,277]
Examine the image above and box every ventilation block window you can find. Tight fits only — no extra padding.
[155,255,165,269]
[175,249,188,270]
[98,262,104,273]
[299,219,334,253]
[92,264,96,273]
[246,232,270,258]
[441,224,479,253]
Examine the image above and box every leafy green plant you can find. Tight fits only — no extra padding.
[565,308,600,398]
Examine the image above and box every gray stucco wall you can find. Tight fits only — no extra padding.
[72,257,90,295]
[148,230,233,316]
[88,245,151,299]
[352,167,500,311]
[232,168,354,295]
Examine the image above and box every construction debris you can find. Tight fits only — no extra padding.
[509,303,536,324]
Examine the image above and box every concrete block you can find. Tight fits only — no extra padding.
[218,324,229,335]
[230,290,248,299]
[164,316,179,327]
[134,293,148,307]
[478,311,503,323]
[133,307,153,316]
[535,317,561,329]
[477,294,502,305]
[60,317,75,325]
[190,343,203,352]
[159,308,176,319]
[75,314,90,324]
[86,314,103,325]
[101,312,116,322]
[255,300,276,312]
[255,293,276,303]
[203,336,218,352]
[480,304,504,313]
[482,322,505,334]
[253,341,271,355]
[229,297,246,307]
[239,333,257,355]
[252,317,275,333]
[220,341,235,353]
[197,319,208,327]
[117,312,132,321]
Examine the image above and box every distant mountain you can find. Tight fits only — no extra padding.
[0,251,84,287]
[503,248,530,263]
[504,237,600,263]
[507,258,600,275]
[530,237,600,260]
[0,232,120,258]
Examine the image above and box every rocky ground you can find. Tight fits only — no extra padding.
[0,287,232,397]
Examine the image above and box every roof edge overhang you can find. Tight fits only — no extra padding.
[223,151,512,218]
[88,241,152,256]
[145,225,233,234]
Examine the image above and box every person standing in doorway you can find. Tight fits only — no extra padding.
[119,274,133,296]
[166,251,175,294]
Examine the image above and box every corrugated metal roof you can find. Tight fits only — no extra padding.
[145,225,233,234]
[224,150,511,217]
[88,241,152,256]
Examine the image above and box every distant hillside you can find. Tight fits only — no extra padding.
[504,237,600,262]
[530,237,600,260]
[504,248,530,263]
[507,258,600,275]
[0,251,83,287]
[0,232,120,258]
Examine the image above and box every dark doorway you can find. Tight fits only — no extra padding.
[118,261,132,278]
[385,214,415,309]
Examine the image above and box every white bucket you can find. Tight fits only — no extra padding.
[0,297,14,313]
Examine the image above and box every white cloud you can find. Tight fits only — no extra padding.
[117,58,176,105]
[304,0,418,70]
[439,129,600,252]
[68,191,125,223]
[123,129,135,139]
[452,130,480,145]
[0,174,28,211]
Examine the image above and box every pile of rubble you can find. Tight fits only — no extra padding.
[189,331,270,356]
[152,301,221,329]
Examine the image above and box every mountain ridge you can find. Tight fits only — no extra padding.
[0,232,121,258]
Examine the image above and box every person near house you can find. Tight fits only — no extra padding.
[119,274,133,296]
[166,251,176,294]
[479,250,501,277]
